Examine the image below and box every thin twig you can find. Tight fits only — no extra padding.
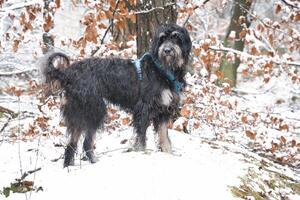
[235,1,299,42]
[134,2,176,15]
[91,0,121,56]
[183,0,211,26]
[0,68,37,76]
[0,0,42,13]
[209,45,300,67]
[281,0,300,9]
[0,116,12,133]
[19,168,41,181]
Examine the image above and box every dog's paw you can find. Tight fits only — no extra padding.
[158,143,172,154]
[85,151,98,164]
[63,157,75,168]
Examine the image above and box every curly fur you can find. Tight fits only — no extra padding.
[41,24,192,167]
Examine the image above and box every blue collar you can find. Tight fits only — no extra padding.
[132,53,183,93]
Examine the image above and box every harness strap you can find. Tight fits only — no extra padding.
[132,52,184,93]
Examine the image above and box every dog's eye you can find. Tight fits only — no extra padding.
[159,32,167,40]
[171,31,180,38]
[171,31,182,44]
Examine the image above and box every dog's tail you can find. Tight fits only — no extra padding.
[39,52,70,94]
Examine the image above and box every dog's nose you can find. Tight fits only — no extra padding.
[164,47,173,55]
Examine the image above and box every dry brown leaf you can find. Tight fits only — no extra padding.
[122,117,130,125]
[245,130,256,140]
[275,3,282,14]
[180,106,191,117]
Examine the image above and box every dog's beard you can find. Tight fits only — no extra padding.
[160,55,177,70]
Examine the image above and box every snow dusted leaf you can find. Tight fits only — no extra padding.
[5,86,23,97]
[120,139,128,144]
[122,117,130,125]
[193,121,200,129]
[295,12,300,21]
[245,130,256,140]
[55,0,61,8]
[201,42,209,51]
[241,116,248,124]
[275,3,282,14]
[84,25,98,43]
[186,23,193,31]
[223,84,231,94]
[239,29,247,39]
[280,136,287,145]
[242,69,249,77]
[215,70,224,80]
[43,15,54,32]
[250,46,259,55]
[116,20,125,30]
[238,16,246,24]
[206,111,214,122]
[268,33,273,45]
[194,47,200,57]
[291,140,296,147]
[275,99,285,104]
[36,116,49,131]
[180,106,191,117]
[12,40,20,52]
[279,124,289,131]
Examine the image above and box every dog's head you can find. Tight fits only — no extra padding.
[150,24,192,72]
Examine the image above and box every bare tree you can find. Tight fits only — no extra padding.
[42,0,55,54]
[219,0,253,86]
[136,0,177,57]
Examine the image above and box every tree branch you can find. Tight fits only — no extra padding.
[209,45,300,67]
[0,0,42,13]
[134,2,176,15]
[91,0,121,56]
[281,0,300,9]
[0,68,37,76]
[183,0,211,26]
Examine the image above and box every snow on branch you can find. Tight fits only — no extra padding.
[0,0,43,13]
[135,2,176,15]
[0,68,37,76]
[281,0,300,9]
[209,45,300,67]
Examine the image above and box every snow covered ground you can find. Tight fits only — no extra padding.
[0,129,246,200]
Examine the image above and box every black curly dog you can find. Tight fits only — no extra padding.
[41,24,192,167]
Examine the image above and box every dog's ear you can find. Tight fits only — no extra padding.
[150,29,162,58]
[180,26,192,60]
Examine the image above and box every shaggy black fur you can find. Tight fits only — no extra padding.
[41,24,192,167]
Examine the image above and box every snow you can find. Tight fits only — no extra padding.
[0,129,245,200]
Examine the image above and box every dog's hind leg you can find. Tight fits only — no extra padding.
[82,99,106,164]
[83,128,98,163]
[132,104,150,151]
[64,128,82,167]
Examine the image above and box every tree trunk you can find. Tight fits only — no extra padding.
[219,0,253,87]
[42,0,55,54]
[136,0,177,57]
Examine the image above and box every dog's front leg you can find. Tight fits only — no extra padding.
[154,120,172,153]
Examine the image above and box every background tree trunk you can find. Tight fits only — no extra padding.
[219,0,253,87]
[136,0,177,57]
[42,0,55,54]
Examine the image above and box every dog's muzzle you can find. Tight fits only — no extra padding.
[158,41,183,69]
